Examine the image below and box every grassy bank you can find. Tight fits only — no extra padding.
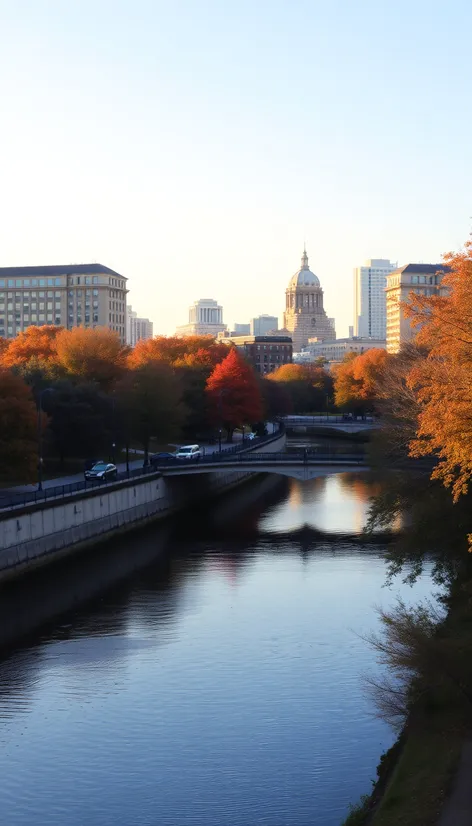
[342,574,472,826]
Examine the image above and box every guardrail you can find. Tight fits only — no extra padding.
[283,415,376,424]
[0,424,285,512]
[154,451,367,469]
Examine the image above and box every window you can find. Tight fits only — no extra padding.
[85,277,91,284]
[93,289,98,297]
[93,301,98,309]
[39,279,45,286]
[93,313,99,322]
[31,279,37,286]
[76,277,81,285]
[77,289,83,297]
[7,280,13,287]
[93,276,98,284]
[68,290,74,297]
[0,280,4,288]
[47,278,53,286]
[55,291,61,298]
[55,278,61,286]
[24,279,30,286]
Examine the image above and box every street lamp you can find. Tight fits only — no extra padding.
[37,387,54,492]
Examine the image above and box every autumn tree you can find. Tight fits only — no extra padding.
[370,344,424,460]
[42,382,115,466]
[333,348,388,412]
[116,362,184,464]
[1,325,61,369]
[260,376,293,419]
[405,242,472,500]
[54,327,127,388]
[268,363,333,413]
[206,348,263,442]
[128,335,228,369]
[0,371,38,482]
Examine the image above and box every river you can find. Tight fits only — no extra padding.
[0,467,434,826]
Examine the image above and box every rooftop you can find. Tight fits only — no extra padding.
[0,263,126,278]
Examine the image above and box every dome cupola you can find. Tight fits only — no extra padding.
[288,248,320,288]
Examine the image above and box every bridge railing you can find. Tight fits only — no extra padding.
[0,423,285,512]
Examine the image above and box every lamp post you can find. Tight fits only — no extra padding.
[217,388,229,453]
[37,387,54,492]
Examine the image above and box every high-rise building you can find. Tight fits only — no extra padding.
[250,314,278,336]
[0,263,128,342]
[385,263,448,353]
[176,298,227,337]
[126,305,153,347]
[353,259,397,339]
[233,323,251,334]
[282,249,335,352]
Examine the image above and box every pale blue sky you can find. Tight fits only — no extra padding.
[0,0,470,336]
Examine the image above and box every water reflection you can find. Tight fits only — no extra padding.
[0,472,434,826]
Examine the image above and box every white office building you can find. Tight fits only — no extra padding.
[353,259,397,339]
[126,305,153,347]
[176,298,227,337]
[297,336,387,366]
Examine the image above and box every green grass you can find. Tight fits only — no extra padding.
[370,716,462,826]
[341,794,371,825]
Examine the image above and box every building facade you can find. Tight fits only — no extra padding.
[0,264,127,342]
[176,298,227,337]
[296,336,387,366]
[353,258,397,339]
[250,314,278,336]
[126,305,153,347]
[233,323,251,334]
[223,335,292,373]
[385,263,448,353]
[282,249,335,352]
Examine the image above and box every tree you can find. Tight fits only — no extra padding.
[0,371,38,482]
[268,363,333,413]
[206,348,263,441]
[405,241,472,501]
[260,376,293,419]
[54,327,127,388]
[128,335,228,369]
[333,348,388,412]
[0,325,61,369]
[116,362,184,464]
[42,382,115,465]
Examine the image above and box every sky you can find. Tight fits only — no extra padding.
[0,0,471,337]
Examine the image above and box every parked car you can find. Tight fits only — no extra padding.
[175,444,202,460]
[84,462,117,482]
[150,452,176,466]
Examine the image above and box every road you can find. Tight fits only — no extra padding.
[0,427,275,505]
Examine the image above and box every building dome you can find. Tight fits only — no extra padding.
[288,249,320,288]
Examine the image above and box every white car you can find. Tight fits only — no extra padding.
[175,444,202,460]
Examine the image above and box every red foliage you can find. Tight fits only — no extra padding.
[128,335,228,369]
[206,348,263,437]
[1,325,61,368]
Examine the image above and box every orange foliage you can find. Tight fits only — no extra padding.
[54,327,127,387]
[333,348,389,409]
[1,325,61,368]
[206,348,263,436]
[0,370,38,482]
[128,335,228,369]
[406,242,472,500]
[268,363,328,387]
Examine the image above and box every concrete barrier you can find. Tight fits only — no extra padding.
[0,430,286,579]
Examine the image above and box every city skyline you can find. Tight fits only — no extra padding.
[0,2,470,339]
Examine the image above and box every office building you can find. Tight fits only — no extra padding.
[353,258,397,339]
[282,249,335,352]
[233,323,251,334]
[250,315,278,336]
[0,263,128,342]
[176,298,227,337]
[126,305,153,347]
[385,264,448,353]
[223,335,292,373]
[297,336,387,367]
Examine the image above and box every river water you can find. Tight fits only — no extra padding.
[0,469,434,826]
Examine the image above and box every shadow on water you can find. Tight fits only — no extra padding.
[0,470,387,657]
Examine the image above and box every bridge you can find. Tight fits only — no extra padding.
[282,415,378,433]
[153,452,367,480]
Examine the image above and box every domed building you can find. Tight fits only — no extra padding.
[282,249,336,352]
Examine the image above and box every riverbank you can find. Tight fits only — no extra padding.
[342,571,472,826]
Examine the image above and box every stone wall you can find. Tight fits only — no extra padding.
[0,431,286,580]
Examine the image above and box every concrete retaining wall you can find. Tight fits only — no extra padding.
[0,431,285,579]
